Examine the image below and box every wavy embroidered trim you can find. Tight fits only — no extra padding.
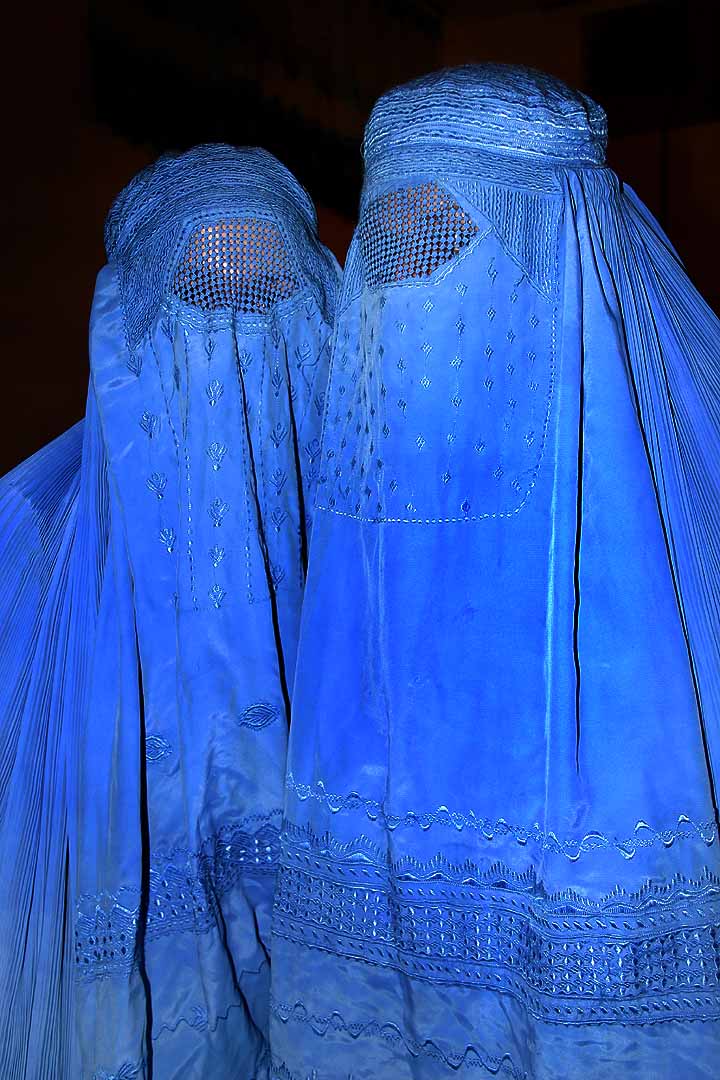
[273,824,720,1026]
[91,996,271,1079]
[75,813,281,981]
[270,999,525,1079]
[285,774,717,861]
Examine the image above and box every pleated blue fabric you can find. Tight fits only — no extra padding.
[0,145,339,1079]
[271,66,720,1079]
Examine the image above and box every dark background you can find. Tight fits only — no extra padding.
[2,0,718,473]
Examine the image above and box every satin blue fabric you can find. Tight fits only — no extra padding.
[271,67,720,1079]
[0,145,339,1079]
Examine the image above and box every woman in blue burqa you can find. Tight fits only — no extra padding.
[271,66,720,1078]
[0,145,339,1078]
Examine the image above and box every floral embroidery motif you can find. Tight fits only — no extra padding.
[206,379,224,407]
[159,526,176,553]
[271,421,289,449]
[238,702,280,730]
[140,411,159,438]
[236,348,253,374]
[270,563,286,588]
[271,508,288,531]
[209,544,225,568]
[208,497,229,527]
[146,471,167,499]
[207,441,228,472]
[270,467,288,495]
[145,734,172,763]
[208,583,226,608]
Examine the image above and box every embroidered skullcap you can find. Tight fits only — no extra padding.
[104,145,333,347]
[363,65,607,169]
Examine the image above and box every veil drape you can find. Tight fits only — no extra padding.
[271,67,720,1080]
[0,145,339,1080]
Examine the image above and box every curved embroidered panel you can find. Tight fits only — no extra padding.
[316,229,555,524]
[171,218,300,315]
[286,775,718,861]
[360,183,479,289]
[270,999,524,1079]
[273,826,720,1026]
[75,814,281,982]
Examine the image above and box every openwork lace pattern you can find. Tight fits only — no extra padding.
[273,825,720,1025]
[75,814,281,981]
[105,145,338,347]
[171,218,300,315]
[360,183,478,288]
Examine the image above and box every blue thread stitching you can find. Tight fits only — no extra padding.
[285,775,717,860]
[270,1000,525,1079]
[75,813,281,982]
[274,824,720,1025]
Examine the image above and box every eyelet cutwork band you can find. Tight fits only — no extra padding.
[360,183,479,289]
[274,826,720,1026]
[75,814,281,982]
[171,218,300,315]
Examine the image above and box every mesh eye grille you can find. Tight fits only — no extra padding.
[171,218,299,314]
[359,183,478,288]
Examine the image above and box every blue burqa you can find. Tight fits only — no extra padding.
[271,67,720,1079]
[0,145,339,1079]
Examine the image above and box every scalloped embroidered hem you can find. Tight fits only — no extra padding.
[91,998,272,1079]
[270,999,524,1079]
[285,775,717,860]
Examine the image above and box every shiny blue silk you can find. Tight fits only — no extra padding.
[271,68,720,1079]
[0,145,339,1080]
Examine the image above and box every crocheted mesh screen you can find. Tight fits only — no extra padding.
[360,183,478,288]
[171,218,299,314]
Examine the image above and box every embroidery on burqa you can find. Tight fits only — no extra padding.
[128,217,314,727]
[76,216,319,988]
[317,181,559,526]
[92,1003,272,1080]
[76,812,282,981]
[269,998,526,1079]
[165,214,326,607]
[123,212,312,619]
[273,824,720,1025]
[251,297,328,598]
[285,774,718,857]
[202,323,228,611]
[259,317,296,596]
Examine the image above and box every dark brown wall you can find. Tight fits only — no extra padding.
[2,1,717,474]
